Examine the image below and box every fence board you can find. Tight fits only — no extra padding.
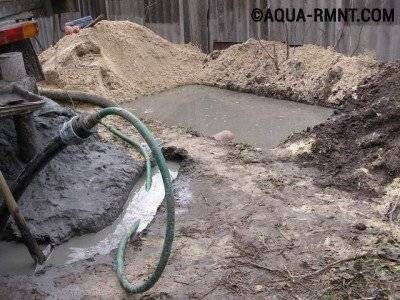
[33,0,400,61]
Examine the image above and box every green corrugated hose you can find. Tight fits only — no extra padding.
[83,107,174,294]
[100,121,153,191]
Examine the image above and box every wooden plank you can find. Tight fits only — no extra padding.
[236,0,247,41]
[179,0,185,42]
[227,0,236,41]
[187,0,209,51]
[32,0,399,60]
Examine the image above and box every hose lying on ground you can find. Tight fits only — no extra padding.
[0,102,174,293]
[100,122,153,191]
[81,107,175,293]
[38,88,116,108]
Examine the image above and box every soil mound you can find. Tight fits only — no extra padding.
[1,101,143,244]
[202,39,379,107]
[39,20,205,102]
[298,62,400,195]
[39,22,379,108]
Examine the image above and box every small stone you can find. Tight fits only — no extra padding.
[212,130,235,143]
[254,285,264,292]
[354,222,367,231]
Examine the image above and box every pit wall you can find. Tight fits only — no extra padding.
[201,40,380,108]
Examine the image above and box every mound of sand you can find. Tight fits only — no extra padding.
[201,39,379,107]
[40,21,379,108]
[39,20,206,102]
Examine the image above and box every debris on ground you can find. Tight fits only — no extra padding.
[161,145,189,162]
[39,20,206,102]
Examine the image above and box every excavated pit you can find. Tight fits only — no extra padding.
[2,20,397,299]
[124,85,333,149]
[0,86,332,276]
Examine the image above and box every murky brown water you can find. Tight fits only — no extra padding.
[125,85,333,149]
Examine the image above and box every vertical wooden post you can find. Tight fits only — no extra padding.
[179,0,185,43]
[105,0,110,20]
[0,171,46,264]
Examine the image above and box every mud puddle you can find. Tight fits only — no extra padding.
[0,162,179,276]
[125,85,333,149]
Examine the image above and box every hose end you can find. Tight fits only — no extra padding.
[60,115,96,145]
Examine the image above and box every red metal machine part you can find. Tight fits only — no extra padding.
[0,21,39,46]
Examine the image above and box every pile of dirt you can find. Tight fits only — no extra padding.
[295,62,400,195]
[0,100,143,244]
[202,39,379,107]
[39,20,206,102]
[39,21,380,108]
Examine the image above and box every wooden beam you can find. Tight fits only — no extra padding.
[179,0,184,43]
[0,171,46,264]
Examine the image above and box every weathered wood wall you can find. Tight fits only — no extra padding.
[208,0,400,60]
[34,0,400,61]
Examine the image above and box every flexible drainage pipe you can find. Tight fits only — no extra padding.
[38,88,154,191]
[0,107,174,293]
[100,121,153,191]
[79,107,174,293]
[38,88,116,108]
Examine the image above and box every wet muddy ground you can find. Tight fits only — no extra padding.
[0,102,143,245]
[1,87,399,299]
[1,122,399,299]
[0,163,179,276]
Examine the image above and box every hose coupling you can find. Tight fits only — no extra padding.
[60,115,95,145]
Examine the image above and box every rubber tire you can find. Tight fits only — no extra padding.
[0,39,44,81]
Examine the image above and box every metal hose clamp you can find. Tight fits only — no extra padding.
[59,116,86,145]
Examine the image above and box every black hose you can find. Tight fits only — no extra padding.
[39,88,116,108]
[0,136,66,234]
[1,106,175,293]
[1,88,124,234]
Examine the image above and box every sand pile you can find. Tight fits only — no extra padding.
[39,20,206,102]
[296,62,400,195]
[202,39,379,107]
[39,22,379,108]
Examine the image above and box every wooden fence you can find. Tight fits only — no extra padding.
[35,0,400,61]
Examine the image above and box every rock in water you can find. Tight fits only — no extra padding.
[212,130,235,143]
